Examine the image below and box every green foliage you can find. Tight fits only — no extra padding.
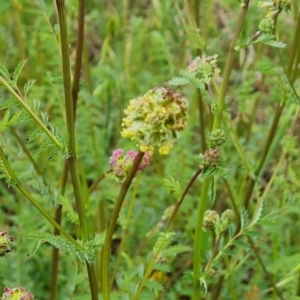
[0,0,299,299]
[163,177,182,199]
[23,231,103,264]
[236,33,287,50]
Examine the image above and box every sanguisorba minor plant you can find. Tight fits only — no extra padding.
[0,0,300,299]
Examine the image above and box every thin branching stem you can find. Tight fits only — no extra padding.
[166,169,202,232]
[0,75,62,150]
[0,147,80,247]
[110,172,142,288]
[242,8,300,209]
[102,151,145,300]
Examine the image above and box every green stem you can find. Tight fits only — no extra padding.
[110,172,142,288]
[247,237,284,299]
[166,169,202,232]
[204,237,221,273]
[50,161,68,300]
[0,147,80,247]
[55,1,98,299]
[86,172,109,199]
[0,76,62,150]
[55,0,87,241]
[242,8,300,209]
[192,177,211,300]
[242,100,286,209]
[132,253,157,300]
[213,0,251,130]
[50,204,63,300]
[50,2,86,298]
[190,0,207,151]
[287,8,300,75]
[72,0,85,116]
[132,169,202,298]
[10,127,43,176]
[192,2,251,298]
[101,151,144,300]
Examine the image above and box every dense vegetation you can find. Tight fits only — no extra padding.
[0,0,299,299]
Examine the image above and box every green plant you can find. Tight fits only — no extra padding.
[0,0,299,299]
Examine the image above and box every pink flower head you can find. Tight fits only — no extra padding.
[2,287,34,300]
[0,230,14,257]
[108,149,151,181]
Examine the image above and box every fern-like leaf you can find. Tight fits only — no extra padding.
[163,177,182,199]
[0,63,11,82]
[153,232,175,256]
[24,79,36,97]
[58,195,79,225]
[254,33,286,48]
[12,59,27,86]
[145,279,164,292]
[167,77,190,86]
[240,207,249,230]
[179,69,205,90]
[23,231,97,263]
[152,263,171,273]
[251,201,264,226]
[160,244,191,258]
[208,177,216,206]
[0,98,19,110]
[0,110,23,134]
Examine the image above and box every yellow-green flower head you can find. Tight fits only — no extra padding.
[258,17,275,33]
[121,87,188,155]
[258,0,291,12]
[187,54,220,84]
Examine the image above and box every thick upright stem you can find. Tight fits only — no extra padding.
[50,1,86,298]
[55,1,98,299]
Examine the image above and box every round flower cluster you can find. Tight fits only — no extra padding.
[258,17,275,33]
[108,149,151,181]
[0,230,14,257]
[121,87,188,155]
[187,54,220,84]
[1,287,34,300]
[203,149,222,168]
[203,210,219,230]
[203,209,234,236]
[208,129,226,148]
